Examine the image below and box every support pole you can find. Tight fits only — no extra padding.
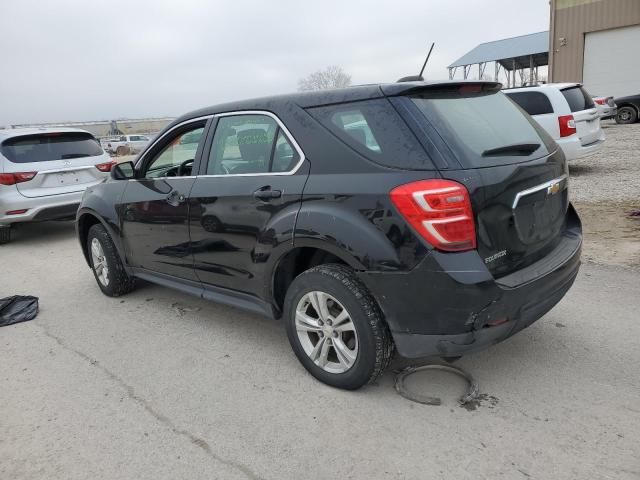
[529,55,534,85]
[512,58,516,87]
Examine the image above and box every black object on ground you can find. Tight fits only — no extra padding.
[0,296,39,327]
[395,364,479,406]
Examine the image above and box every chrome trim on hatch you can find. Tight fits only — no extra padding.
[512,174,568,209]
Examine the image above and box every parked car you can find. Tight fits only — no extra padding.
[592,95,617,119]
[613,93,640,124]
[103,134,151,156]
[504,83,605,161]
[0,128,114,244]
[76,81,582,390]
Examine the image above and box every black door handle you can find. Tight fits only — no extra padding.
[253,187,282,200]
[166,190,186,206]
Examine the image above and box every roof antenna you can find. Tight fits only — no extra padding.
[398,42,435,82]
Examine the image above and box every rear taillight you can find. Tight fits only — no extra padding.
[0,172,37,186]
[558,114,576,137]
[594,98,606,105]
[390,179,476,252]
[95,160,117,172]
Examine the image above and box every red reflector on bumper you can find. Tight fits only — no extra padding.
[486,317,509,327]
[6,209,28,215]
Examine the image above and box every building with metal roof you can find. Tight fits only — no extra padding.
[550,0,640,98]
[448,31,549,87]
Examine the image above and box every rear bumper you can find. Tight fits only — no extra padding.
[557,135,605,161]
[0,188,84,224]
[600,106,617,119]
[358,206,582,358]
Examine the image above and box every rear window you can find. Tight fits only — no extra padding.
[408,87,555,167]
[505,91,554,115]
[1,132,103,163]
[561,86,595,112]
[307,98,434,170]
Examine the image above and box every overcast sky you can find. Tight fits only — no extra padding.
[0,0,550,126]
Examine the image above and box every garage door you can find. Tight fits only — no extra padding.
[583,25,640,98]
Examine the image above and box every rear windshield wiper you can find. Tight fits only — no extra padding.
[482,142,541,157]
[60,153,89,159]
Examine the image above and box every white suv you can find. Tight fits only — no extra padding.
[504,83,605,161]
[0,128,114,244]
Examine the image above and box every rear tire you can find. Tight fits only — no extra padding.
[284,264,394,390]
[87,224,135,297]
[0,225,11,245]
[615,106,638,125]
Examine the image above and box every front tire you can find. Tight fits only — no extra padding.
[87,224,135,297]
[615,106,638,125]
[284,264,394,390]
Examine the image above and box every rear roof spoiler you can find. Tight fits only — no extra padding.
[381,80,502,97]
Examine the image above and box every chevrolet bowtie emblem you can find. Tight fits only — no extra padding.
[547,182,561,195]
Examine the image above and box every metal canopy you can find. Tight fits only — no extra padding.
[448,31,549,87]
[449,31,549,69]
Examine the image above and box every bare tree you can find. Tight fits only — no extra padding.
[298,66,352,91]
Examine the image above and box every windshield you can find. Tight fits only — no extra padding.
[1,132,103,163]
[409,88,555,168]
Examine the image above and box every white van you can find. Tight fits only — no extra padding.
[504,83,605,161]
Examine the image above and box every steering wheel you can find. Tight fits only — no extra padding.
[177,159,194,177]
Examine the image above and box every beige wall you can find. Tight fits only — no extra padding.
[549,0,640,82]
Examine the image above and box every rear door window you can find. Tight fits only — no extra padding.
[1,132,103,163]
[505,91,554,115]
[307,98,434,170]
[206,114,300,175]
[561,86,595,112]
[407,87,555,168]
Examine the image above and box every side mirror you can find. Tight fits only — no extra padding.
[111,161,136,180]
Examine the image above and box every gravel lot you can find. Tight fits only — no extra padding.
[570,121,640,203]
[570,121,640,269]
[1,121,639,480]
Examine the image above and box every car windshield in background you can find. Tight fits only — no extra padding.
[409,88,552,167]
[1,132,103,163]
[561,86,596,112]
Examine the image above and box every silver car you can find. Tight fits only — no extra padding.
[592,96,617,119]
[0,127,113,244]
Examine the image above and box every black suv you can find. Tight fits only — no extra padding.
[77,81,582,390]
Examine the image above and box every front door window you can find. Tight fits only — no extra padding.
[145,126,204,178]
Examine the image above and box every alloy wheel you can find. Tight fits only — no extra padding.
[295,291,358,374]
[91,238,110,286]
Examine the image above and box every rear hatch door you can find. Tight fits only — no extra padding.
[389,83,569,277]
[1,132,109,198]
[560,85,601,146]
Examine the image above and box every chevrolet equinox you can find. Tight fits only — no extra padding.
[76,81,582,390]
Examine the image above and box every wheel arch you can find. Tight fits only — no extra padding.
[269,243,359,318]
[77,208,129,272]
[618,102,639,116]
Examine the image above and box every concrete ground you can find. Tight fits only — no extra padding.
[1,221,639,480]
